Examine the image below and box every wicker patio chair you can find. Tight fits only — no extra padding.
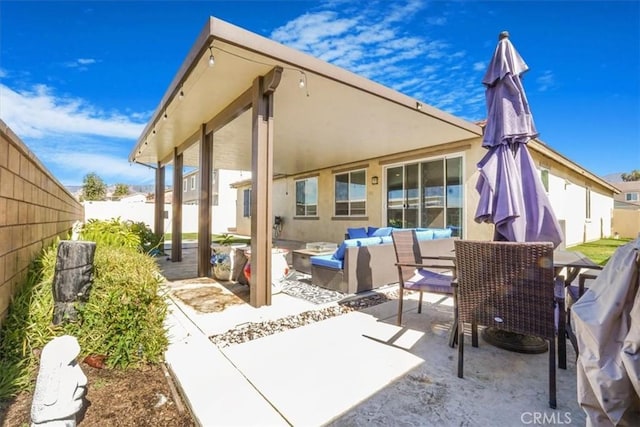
[454,240,557,409]
[391,230,457,336]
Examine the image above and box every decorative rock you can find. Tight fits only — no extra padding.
[31,335,87,427]
[52,241,96,324]
[209,288,398,348]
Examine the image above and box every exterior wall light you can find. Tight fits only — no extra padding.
[371,176,379,185]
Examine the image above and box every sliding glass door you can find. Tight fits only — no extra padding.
[385,156,463,236]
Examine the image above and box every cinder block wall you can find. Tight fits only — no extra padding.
[0,120,84,326]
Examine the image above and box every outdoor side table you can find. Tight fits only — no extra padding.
[292,248,335,275]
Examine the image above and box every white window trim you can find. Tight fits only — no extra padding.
[334,168,367,217]
[539,168,550,194]
[190,175,196,191]
[295,176,318,217]
[183,179,187,192]
[382,152,465,236]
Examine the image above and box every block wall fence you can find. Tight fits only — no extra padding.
[0,120,84,326]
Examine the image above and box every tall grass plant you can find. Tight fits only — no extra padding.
[0,219,168,399]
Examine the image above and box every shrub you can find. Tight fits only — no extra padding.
[128,221,163,254]
[79,218,162,255]
[0,245,59,398]
[0,240,168,399]
[74,246,168,367]
[79,218,140,250]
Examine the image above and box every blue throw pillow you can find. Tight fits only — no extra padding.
[415,230,434,241]
[367,226,379,237]
[432,228,453,239]
[332,239,360,260]
[347,227,368,239]
[372,227,393,237]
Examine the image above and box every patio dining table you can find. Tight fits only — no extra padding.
[434,241,602,366]
[553,250,603,369]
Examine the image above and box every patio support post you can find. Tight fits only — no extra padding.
[198,124,213,277]
[171,148,183,262]
[154,163,165,239]
[249,67,282,307]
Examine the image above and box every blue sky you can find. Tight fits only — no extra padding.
[1,0,638,186]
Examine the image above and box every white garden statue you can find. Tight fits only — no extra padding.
[31,335,87,427]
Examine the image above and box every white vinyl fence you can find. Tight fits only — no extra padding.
[83,201,236,234]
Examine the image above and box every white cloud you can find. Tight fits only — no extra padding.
[0,82,151,185]
[270,0,486,121]
[63,58,98,70]
[536,70,555,92]
[0,83,145,139]
[427,16,447,26]
[473,61,486,72]
[47,150,156,186]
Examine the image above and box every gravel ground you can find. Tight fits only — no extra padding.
[210,288,399,347]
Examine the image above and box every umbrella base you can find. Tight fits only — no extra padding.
[482,327,548,354]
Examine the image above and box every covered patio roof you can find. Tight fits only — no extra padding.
[129,17,482,173]
[129,16,485,308]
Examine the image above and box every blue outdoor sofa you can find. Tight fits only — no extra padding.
[310,227,455,294]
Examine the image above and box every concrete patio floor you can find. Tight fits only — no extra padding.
[157,244,586,426]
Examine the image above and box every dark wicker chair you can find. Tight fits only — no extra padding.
[391,230,457,333]
[453,240,557,409]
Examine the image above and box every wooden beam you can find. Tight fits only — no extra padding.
[249,73,278,307]
[171,149,183,262]
[154,164,165,238]
[198,124,212,277]
[204,87,252,135]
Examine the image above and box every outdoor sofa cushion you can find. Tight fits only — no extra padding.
[311,254,343,270]
[415,230,434,241]
[347,227,368,239]
[312,228,453,271]
[371,227,394,237]
[425,227,453,239]
[332,236,383,260]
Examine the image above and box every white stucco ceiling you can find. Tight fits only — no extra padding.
[130,17,482,176]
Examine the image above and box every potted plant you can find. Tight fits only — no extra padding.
[210,234,249,281]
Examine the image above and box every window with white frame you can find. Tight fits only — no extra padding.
[334,169,366,216]
[540,169,549,193]
[183,178,187,192]
[585,188,591,219]
[626,192,639,202]
[190,175,196,191]
[295,177,318,216]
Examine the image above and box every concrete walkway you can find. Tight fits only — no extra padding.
[159,247,586,426]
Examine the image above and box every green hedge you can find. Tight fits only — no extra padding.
[0,220,168,399]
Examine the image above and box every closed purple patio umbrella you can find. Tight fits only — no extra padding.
[475,31,563,248]
[475,32,565,356]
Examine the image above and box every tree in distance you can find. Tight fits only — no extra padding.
[621,170,640,182]
[82,172,107,201]
[113,183,130,200]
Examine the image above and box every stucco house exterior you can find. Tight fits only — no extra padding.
[231,134,616,249]
[613,181,640,208]
[129,16,618,307]
[611,180,640,238]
